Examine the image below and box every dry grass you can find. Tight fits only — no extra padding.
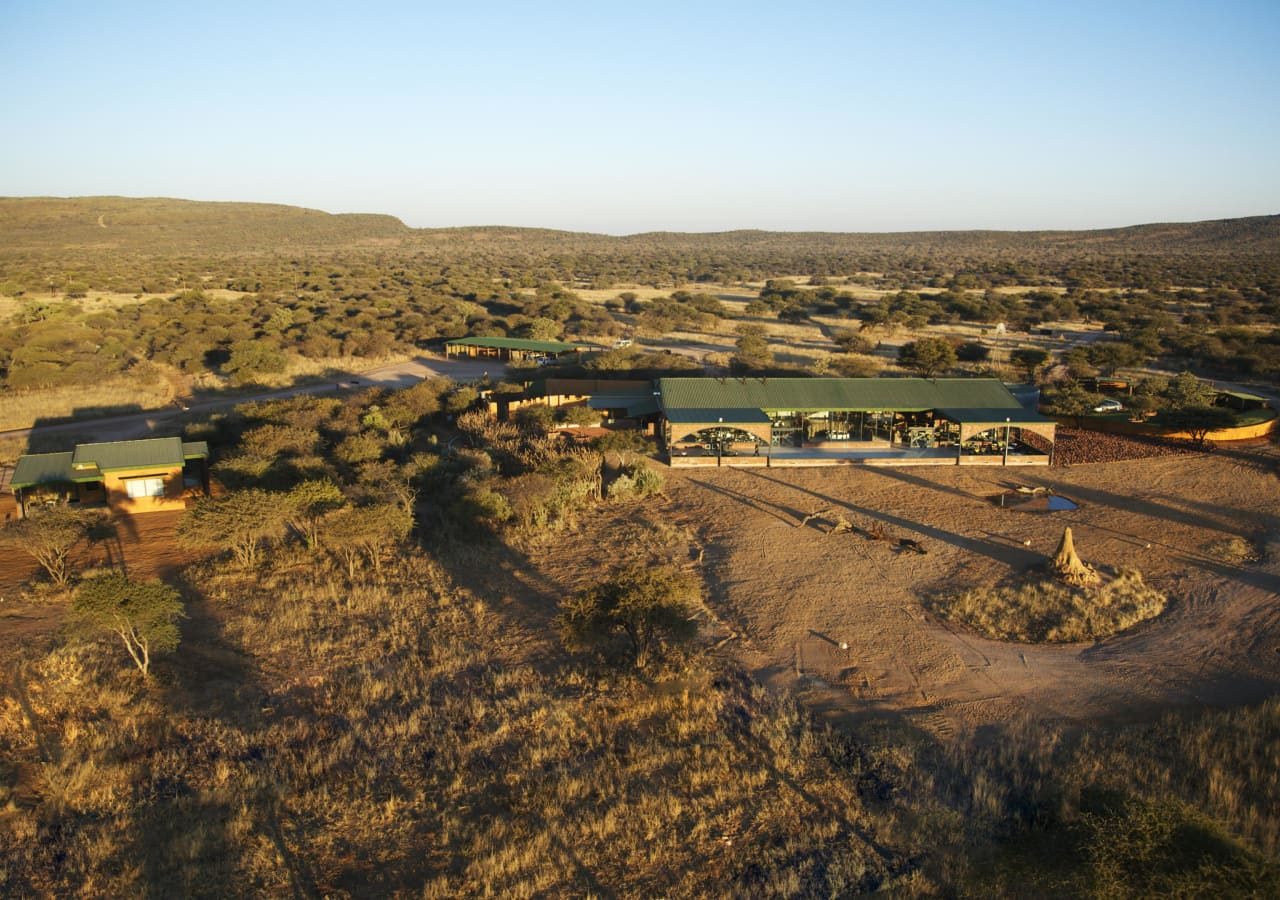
[0,551,916,896]
[930,569,1167,643]
[925,701,1280,894]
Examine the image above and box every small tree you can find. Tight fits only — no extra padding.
[956,341,991,363]
[1043,383,1103,426]
[1010,348,1051,383]
[1165,371,1217,410]
[3,506,99,587]
[177,489,287,568]
[732,325,774,371]
[832,328,873,355]
[286,479,347,549]
[318,502,413,580]
[558,563,698,669]
[1161,406,1235,446]
[72,573,184,677]
[897,337,957,378]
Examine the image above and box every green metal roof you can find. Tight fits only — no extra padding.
[658,377,1025,414]
[12,436,207,489]
[938,408,1052,425]
[72,437,184,471]
[1216,390,1270,403]
[664,407,773,425]
[444,336,589,353]
[10,452,76,489]
[623,398,662,418]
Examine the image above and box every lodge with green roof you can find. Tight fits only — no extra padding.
[10,436,209,517]
[443,335,592,363]
[655,377,1055,467]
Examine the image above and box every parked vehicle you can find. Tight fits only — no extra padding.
[1092,398,1124,413]
[613,338,633,349]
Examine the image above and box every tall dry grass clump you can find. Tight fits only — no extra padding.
[922,702,1280,895]
[931,569,1167,643]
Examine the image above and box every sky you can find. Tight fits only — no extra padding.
[2,0,1278,234]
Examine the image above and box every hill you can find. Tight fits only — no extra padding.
[1,196,1276,259]
[0,196,410,253]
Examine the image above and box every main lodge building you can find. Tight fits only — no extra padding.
[520,376,1056,467]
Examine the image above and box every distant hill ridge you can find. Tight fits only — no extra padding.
[1,196,1277,256]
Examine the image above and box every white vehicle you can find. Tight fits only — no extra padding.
[1092,398,1124,413]
[613,338,633,349]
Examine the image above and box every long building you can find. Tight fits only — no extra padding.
[655,377,1054,467]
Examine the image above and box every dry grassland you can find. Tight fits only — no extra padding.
[0,548,919,896]
[0,377,175,432]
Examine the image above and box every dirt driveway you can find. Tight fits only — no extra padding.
[659,451,1280,735]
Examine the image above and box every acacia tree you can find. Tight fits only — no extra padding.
[1165,371,1217,410]
[177,488,287,567]
[72,572,184,677]
[557,563,699,669]
[318,501,413,580]
[1010,348,1051,383]
[3,506,99,586]
[897,337,957,378]
[1161,406,1235,446]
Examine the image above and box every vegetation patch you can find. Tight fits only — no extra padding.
[928,568,1167,643]
[1204,535,1261,564]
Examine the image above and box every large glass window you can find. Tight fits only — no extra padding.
[125,476,166,498]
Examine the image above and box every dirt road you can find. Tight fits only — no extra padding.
[659,451,1280,734]
[0,354,496,445]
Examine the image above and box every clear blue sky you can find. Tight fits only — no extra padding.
[2,0,1278,233]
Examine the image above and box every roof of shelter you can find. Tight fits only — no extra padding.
[444,336,589,353]
[72,437,187,471]
[11,452,77,489]
[937,407,1053,425]
[1216,389,1270,403]
[664,407,773,425]
[658,377,1026,414]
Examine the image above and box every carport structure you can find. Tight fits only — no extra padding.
[443,336,591,363]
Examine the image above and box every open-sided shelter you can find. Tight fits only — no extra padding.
[443,336,591,363]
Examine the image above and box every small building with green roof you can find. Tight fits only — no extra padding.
[10,436,209,517]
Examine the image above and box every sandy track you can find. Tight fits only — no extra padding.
[660,451,1280,733]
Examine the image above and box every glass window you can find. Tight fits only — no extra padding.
[125,476,166,498]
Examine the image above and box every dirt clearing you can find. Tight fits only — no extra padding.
[0,510,195,656]
[652,450,1280,735]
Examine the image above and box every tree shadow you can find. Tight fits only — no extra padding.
[740,469,1041,568]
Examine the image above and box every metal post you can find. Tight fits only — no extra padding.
[1003,417,1011,466]
[717,417,723,467]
